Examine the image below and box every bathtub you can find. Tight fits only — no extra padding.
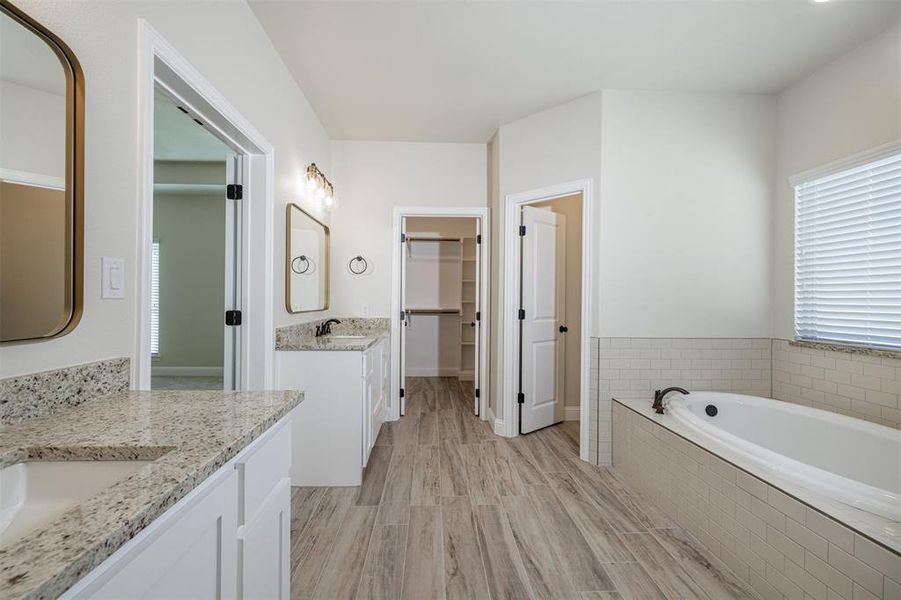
[665,392,901,521]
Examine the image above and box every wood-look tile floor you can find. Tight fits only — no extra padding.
[289,377,755,600]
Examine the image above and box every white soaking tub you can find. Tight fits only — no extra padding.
[665,392,901,521]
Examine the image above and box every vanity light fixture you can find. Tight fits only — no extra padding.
[305,163,336,208]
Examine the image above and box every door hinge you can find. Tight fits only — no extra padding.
[400,310,406,321]
[476,234,482,244]
[475,388,480,398]
[519,225,526,236]
[475,311,481,321]
[225,310,242,326]
[226,184,243,200]
[400,388,405,398]
[518,308,525,320]
[401,232,406,243]
[517,392,525,404]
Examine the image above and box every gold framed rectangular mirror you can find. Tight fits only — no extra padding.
[0,0,84,343]
[285,204,329,313]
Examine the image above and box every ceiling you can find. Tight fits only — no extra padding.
[154,89,232,162]
[250,0,901,143]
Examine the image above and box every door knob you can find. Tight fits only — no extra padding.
[559,325,568,333]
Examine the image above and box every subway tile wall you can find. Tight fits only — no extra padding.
[587,338,900,465]
[772,340,901,429]
[590,338,772,465]
[613,402,901,600]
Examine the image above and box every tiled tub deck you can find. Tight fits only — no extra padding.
[612,400,900,600]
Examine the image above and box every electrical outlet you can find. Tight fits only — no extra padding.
[361,303,370,316]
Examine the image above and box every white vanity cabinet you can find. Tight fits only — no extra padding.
[276,335,390,486]
[63,417,292,600]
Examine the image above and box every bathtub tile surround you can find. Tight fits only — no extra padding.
[773,339,900,429]
[612,402,900,600]
[0,358,130,426]
[592,337,771,465]
[0,388,302,599]
[275,317,389,351]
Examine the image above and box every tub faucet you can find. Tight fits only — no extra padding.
[652,387,689,414]
[315,319,342,337]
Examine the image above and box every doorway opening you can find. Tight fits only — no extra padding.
[149,89,237,390]
[137,21,275,390]
[503,180,593,461]
[391,207,490,422]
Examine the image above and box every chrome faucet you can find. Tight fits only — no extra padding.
[315,319,341,337]
[652,387,689,414]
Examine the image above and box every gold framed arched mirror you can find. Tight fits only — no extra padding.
[0,0,84,342]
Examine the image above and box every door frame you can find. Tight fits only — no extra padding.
[136,21,275,390]
[502,179,593,462]
[390,206,490,421]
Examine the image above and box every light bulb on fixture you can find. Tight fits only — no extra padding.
[316,186,326,201]
[324,193,334,208]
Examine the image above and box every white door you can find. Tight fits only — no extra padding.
[399,217,408,416]
[519,206,566,434]
[224,154,244,390]
[473,218,482,415]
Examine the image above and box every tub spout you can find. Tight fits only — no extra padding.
[652,387,689,414]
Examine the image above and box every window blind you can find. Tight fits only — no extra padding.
[151,241,160,357]
[794,152,901,351]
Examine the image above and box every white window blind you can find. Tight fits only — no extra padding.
[794,152,901,351]
[151,241,160,357]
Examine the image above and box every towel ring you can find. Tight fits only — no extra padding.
[291,255,312,274]
[349,255,368,275]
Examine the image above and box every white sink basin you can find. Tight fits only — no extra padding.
[0,460,151,547]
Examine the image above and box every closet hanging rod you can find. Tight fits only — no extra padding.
[405,308,461,315]
[405,237,461,242]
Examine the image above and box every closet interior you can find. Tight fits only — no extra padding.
[403,217,478,384]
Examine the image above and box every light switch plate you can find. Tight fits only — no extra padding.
[101,257,125,299]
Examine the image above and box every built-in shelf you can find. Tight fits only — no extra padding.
[462,279,475,283]
[461,341,475,346]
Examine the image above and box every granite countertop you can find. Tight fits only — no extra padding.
[0,389,303,600]
[275,317,390,352]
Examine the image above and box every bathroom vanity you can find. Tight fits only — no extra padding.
[275,318,390,486]
[0,389,301,600]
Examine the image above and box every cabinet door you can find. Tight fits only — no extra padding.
[240,479,290,600]
[74,471,238,599]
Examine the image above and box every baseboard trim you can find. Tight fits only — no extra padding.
[565,406,581,421]
[406,367,459,377]
[151,366,223,377]
[494,418,507,437]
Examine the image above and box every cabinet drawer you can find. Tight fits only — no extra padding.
[237,420,291,525]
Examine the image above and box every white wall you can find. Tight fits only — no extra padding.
[329,141,487,317]
[491,92,604,418]
[490,90,776,420]
[773,23,901,339]
[599,89,775,337]
[0,1,331,379]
